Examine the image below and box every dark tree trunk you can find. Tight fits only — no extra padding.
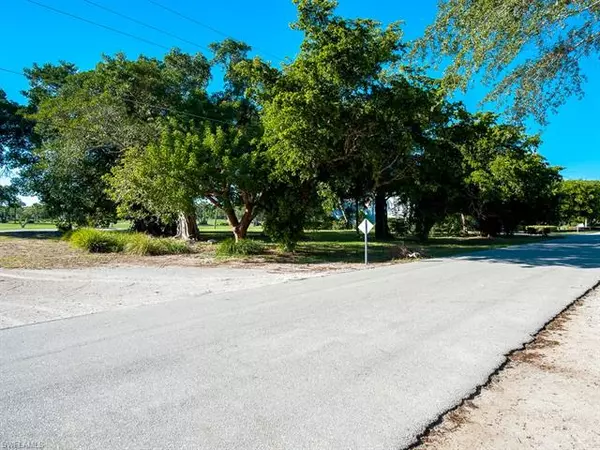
[374,189,390,240]
[415,215,435,242]
[355,198,360,236]
[175,212,200,241]
[478,215,502,237]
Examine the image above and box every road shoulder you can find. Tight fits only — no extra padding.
[416,284,600,450]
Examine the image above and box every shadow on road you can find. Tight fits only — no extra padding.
[459,234,600,269]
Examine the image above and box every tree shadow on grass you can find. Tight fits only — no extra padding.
[0,230,62,240]
[455,234,600,269]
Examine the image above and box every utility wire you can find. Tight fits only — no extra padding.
[0,67,25,76]
[26,0,171,51]
[145,0,286,61]
[146,0,231,39]
[0,66,231,125]
[82,0,212,53]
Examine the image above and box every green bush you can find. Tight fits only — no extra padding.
[330,218,350,230]
[56,221,73,233]
[388,217,409,236]
[216,238,265,257]
[69,228,126,253]
[69,228,191,255]
[431,214,468,236]
[124,233,191,255]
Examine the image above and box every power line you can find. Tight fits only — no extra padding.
[145,0,285,62]
[146,0,230,39]
[26,0,171,51]
[0,66,231,125]
[82,0,211,53]
[0,67,25,76]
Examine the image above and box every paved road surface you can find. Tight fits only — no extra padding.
[2,234,600,450]
[0,266,339,328]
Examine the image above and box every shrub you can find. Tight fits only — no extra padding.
[216,238,264,257]
[69,228,191,255]
[431,214,469,236]
[124,233,191,256]
[330,218,350,230]
[388,217,409,236]
[69,228,125,253]
[56,221,73,233]
[263,181,317,252]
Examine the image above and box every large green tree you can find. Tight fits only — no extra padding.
[559,180,600,226]
[454,112,562,235]
[108,40,272,241]
[1,89,34,168]
[263,0,433,239]
[1,88,36,214]
[418,0,600,123]
[19,50,212,232]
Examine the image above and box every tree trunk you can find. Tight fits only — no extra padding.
[355,198,360,236]
[223,206,240,242]
[338,200,350,229]
[461,213,468,235]
[374,189,390,240]
[415,214,435,242]
[175,212,200,241]
[237,203,254,241]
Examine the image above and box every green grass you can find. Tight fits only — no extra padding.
[68,228,191,255]
[216,238,265,257]
[4,221,558,264]
[68,228,126,253]
[290,232,559,263]
[107,221,132,231]
[0,222,57,231]
[198,224,263,233]
[194,228,559,264]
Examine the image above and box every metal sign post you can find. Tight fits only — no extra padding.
[358,219,374,265]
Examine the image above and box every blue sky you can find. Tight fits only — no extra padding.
[1,0,599,200]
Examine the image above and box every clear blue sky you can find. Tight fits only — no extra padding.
[1,0,599,188]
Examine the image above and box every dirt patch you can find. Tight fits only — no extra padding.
[0,235,385,271]
[416,287,600,450]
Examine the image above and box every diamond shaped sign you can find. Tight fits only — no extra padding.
[358,219,374,235]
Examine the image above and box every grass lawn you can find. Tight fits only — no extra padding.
[108,221,132,230]
[1,221,135,231]
[0,222,57,231]
[193,229,558,264]
[0,227,559,269]
[270,231,557,264]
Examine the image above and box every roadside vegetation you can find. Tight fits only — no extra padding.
[0,228,557,270]
[67,228,191,256]
[1,1,598,262]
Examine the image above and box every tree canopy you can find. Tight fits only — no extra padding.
[0,0,577,247]
[559,180,600,226]
[418,0,600,124]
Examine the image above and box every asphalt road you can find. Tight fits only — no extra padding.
[2,234,600,450]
